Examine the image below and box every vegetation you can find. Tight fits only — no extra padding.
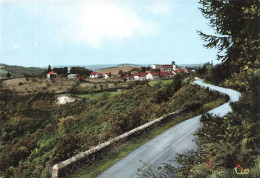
[52,67,68,75]
[75,90,123,100]
[71,98,226,178]
[0,63,45,78]
[70,67,92,76]
[148,80,173,87]
[140,0,260,177]
[0,73,225,177]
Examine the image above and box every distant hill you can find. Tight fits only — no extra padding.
[0,62,203,78]
[96,66,140,75]
[0,63,45,78]
[178,63,204,67]
[53,64,144,72]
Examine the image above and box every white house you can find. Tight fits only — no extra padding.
[146,72,159,80]
[151,61,177,73]
[68,74,77,79]
[134,73,146,81]
[90,72,99,78]
[103,73,109,79]
[47,71,57,79]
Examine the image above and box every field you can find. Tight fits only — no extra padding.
[96,66,140,75]
[75,90,123,100]
[148,80,173,87]
[2,77,129,95]
[2,77,77,95]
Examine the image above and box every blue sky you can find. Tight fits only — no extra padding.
[0,0,219,67]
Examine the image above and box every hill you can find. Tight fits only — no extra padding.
[96,66,140,75]
[0,63,45,78]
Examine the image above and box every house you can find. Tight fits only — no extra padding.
[68,74,77,79]
[90,72,99,78]
[178,69,186,73]
[98,73,103,78]
[146,72,159,80]
[103,73,109,79]
[77,76,84,80]
[134,73,146,81]
[151,61,177,73]
[47,71,57,79]
[160,71,170,79]
[122,75,135,80]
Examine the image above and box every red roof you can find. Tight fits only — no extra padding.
[150,72,159,76]
[161,65,173,68]
[98,73,103,76]
[77,76,84,80]
[178,69,186,73]
[129,75,134,78]
[173,70,179,73]
[134,73,146,77]
[139,73,147,77]
[48,71,56,74]
[160,72,169,76]
[105,73,109,75]
[91,72,98,75]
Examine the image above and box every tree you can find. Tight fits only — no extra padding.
[141,66,146,72]
[6,72,11,78]
[70,67,92,76]
[47,65,51,72]
[198,0,260,74]
[53,67,68,75]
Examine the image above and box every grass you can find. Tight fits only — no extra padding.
[76,90,123,100]
[69,97,226,178]
[56,90,123,100]
[148,80,173,87]
[201,98,226,112]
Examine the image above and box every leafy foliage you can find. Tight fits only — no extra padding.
[70,67,92,76]
[139,0,260,177]
[0,75,222,177]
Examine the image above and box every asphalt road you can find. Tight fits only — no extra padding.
[97,79,241,178]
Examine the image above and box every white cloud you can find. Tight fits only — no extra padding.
[59,0,158,48]
[34,42,38,47]
[65,1,158,48]
[20,0,159,48]
[13,44,20,49]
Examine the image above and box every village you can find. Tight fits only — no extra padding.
[46,61,194,81]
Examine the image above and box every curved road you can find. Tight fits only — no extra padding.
[97,79,241,178]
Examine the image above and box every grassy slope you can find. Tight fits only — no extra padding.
[0,63,45,78]
[70,98,226,178]
[70,89,225,177]
[75,91,123,99]
[0,80,226,177]
[148,80,172,87]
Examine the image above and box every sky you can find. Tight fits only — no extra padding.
[0,0,219,67]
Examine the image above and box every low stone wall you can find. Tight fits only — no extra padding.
[51,110,183,178]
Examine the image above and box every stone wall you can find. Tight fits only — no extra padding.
[51,110,183,178]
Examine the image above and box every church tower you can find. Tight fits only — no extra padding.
[172,61,176,70]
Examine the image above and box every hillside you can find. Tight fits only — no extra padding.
[0,63,45,78]
[0,75,227,177]
[96,66,140,75]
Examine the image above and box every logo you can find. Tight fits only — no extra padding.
[234,163,250,175]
